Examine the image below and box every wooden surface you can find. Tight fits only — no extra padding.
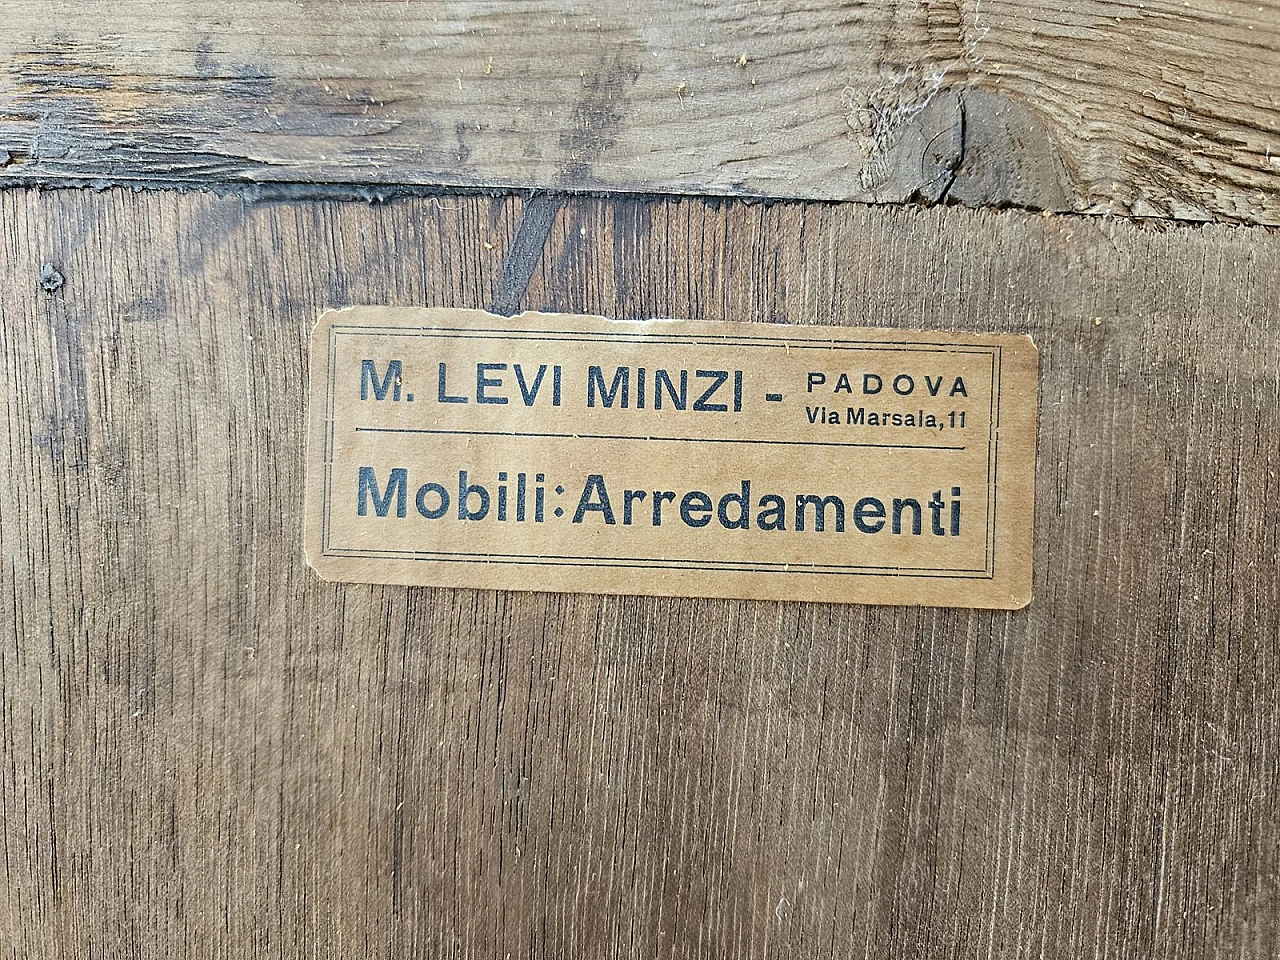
[1,1,1279,223]
[1,187,1277,957]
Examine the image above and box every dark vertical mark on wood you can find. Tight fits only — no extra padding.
[488,194,563,316]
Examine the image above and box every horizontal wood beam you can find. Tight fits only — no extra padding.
[1,1,1278,222]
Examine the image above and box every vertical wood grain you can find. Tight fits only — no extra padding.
[0,189,1276,958]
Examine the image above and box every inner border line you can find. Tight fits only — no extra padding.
[326,546,991,577]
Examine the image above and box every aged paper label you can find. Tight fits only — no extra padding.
[305,308,1038,608]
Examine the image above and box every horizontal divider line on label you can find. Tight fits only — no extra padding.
[353,426,967,452]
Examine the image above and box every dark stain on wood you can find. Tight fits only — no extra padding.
[559,51,642,188]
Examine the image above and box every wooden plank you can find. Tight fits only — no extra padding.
[1,188,1277,957]
[1,1,1278,223]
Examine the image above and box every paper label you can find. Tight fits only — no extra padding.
[305,308,1038,608]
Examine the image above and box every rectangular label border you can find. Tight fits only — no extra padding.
[320,324,1003,581]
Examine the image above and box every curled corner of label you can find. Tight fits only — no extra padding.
[1010,331,1040,363]
[313,306,357,341]
[302,543,338,583]
[316,305,361,322]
